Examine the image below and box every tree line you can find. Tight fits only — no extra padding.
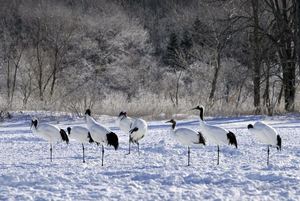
[0,0,299,116]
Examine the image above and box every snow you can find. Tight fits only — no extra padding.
[0,112,300,200]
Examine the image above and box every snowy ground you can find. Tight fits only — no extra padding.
[0,112,300,200]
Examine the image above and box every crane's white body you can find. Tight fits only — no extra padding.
[67,125,93,163]
[199,121,229,146]
[247,121,281,166]
[193,106,237,165]
[170,127,202,146]
[31,118,69,162]
[31,123,63,143]
[86,115,111,144]
[130,118,147,142]
[116,115,147,143]
[68,126,91,144]
[117,112,147,154]
[248,122,278,146]
[85,109,118,166]
[116,115,133,134]
[166,119,205,166]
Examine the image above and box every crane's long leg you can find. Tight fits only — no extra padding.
[101,145,104,166]
[50,144,53,162]
[137,142,140,155]
[217,145,220,165]
[127,136,131,155]
[82,143,85,163]
[188,146,191,166]
[267,145,270,166]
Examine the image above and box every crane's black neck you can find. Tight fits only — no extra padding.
[199,108,204,121]
[85,109,91,116]
[67,127,71,135]
[171,121,176,130]
[119,112,127,120]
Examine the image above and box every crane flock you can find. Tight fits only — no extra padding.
[30,107,283,166]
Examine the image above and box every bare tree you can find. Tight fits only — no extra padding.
[264,0,296,111]
[0,1,27,108]
[296,0,300,66]
[19,62,33,109]
[251,0,262,114]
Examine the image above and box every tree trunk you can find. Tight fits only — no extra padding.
[296,0,300,67]
[10,63,19,107]
[251,0,261,114]
[6,60,11,108]
[10,51,23,107]
[225,82,230,103]
[209,51,221,103]
[280,0,296,111]
[282,62,296,111]
[175,71,182,107]
[263,63,272,115]
[277,82,283,106]
[50,48,59,98]
[36,38,44,101]
[22,71,32,109]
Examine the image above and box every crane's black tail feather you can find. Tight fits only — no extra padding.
[106,132,119,150]
[277,135,282,151]
[60,129,69,144]
[198,132,206,145]
[227,131,237,148]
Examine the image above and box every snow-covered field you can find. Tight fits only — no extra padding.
[0,112,300,200]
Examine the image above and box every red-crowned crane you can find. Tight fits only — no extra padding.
[116,111,133,134]
[247,122,282,165]
[117,111,147,155]
[31,118,69,162]
[166,119,206,166]
[67,126,94,163]
[192,106,237,165]
[85,109,119,166]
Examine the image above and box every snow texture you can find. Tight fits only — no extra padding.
[0,112,300,200]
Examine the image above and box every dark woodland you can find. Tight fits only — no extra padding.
[0,0,299,117]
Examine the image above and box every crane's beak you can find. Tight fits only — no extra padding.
[165,120,172,123]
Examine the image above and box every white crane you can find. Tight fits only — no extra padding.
[30,118,69,162]
[166,119,206,166]
[116,111,133,134]
[66,126,94,163]
[247,122,282,165]
[192,106,238,165]
[85,109,119,166]
[117,111,147,155]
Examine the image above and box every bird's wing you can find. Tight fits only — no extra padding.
[70,126,90,142]
[203,124,228,144]
[132,119,147,130]
[129,118,147,141]
[174,128,199,144]
[76,126,89,133]
[121,117,133,133]
[37,124,60,141]
[89,123,110,143]
[254,122,277,145]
